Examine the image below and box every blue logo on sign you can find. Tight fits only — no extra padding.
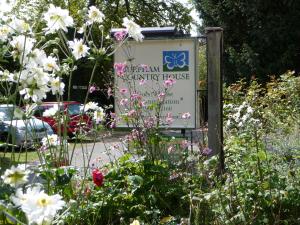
[163,51,189,72]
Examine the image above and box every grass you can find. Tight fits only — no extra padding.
[0,148,40,172]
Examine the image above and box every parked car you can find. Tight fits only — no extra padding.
[0,104,54,148]
[33,101,92,137]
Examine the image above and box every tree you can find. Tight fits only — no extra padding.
[10,0,193,104]
[92,0,192,33]
[193,0,300,83]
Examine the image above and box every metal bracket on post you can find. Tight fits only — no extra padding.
[181,129,186,138]
[205,27,224,172]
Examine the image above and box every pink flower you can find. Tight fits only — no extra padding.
[114,29,127,42]
[110,112,116,119]
[119,88,128,95]
[202,147,213,156]
[107,87,113,97]
[180,140,190,149]
[130,129,144,142]
[139,79,146,85]
[181,112,191,119]
[158,92,165,101]
[120,98,128,106]
[166,112,174,125]
[127,109,136,117]
[92,169,104,187]
[109,121,116,128]
[140,101,146,107]
[89,84,98,93]
[130,93,142,101]
[144,117,155,128]
[163,78,176,88]
[168,145,176,154]
[114,62,127,77]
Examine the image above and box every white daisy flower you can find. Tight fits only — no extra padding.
[11,186,41,207]
[43,4,74,34]
[42,104,59,117]
[181,112,191,119]
[19,86,49,102]
[122,17,144,42]
[87,6,105,25]
[10,35,35,58]
[14,187,65,225]
[81,101,99,112]
[68,38,89,60]
[50,76,65,95]
[41,134,60,147]
[0,25,11,42]
[43,56,59,72]
[9,17,30,33]
[31,67,50,85]
[130,220,140,225]
[93,107,105,124]
[27,48,47,68]
[1,164,29,187]
[0,0,15,15]
[0,70,16,82]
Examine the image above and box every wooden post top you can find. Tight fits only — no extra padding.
[205,27,223,33]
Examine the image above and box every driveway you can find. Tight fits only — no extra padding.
[69,129,203,169]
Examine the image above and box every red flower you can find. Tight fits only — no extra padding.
[92,169,104,187]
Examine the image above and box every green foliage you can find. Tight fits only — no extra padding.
[190,72,300,224]
[94,0,192,33]
[64,154,189,225]
[193,0,300,82]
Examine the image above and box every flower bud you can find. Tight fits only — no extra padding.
[98,48,105,55]
[82,7,88,13]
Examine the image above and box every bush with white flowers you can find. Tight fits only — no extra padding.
[0,1,143,224]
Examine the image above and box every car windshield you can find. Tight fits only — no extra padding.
[68,104,81,116]
[0,106,23,120]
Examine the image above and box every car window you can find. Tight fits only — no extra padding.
[67,104,81,115]
[33,106,46,117]
[0,106,23,120]
[34,104,63,117]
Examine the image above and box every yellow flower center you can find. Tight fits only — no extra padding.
[91,11,98,19]
[8,171,25,183]
[78,44,84,53]
[50,15,62,22]
[38,197,51,207]
[47,63,54,69]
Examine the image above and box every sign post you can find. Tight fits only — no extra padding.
[113,31,199,129]
[205,27,224,171]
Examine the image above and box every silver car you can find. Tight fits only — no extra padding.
[0,104,54,147]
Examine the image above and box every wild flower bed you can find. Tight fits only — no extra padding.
[0,1,300,225]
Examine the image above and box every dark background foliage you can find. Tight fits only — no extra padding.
[193,0,300,83]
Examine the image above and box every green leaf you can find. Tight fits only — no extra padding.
[257,151,267,161]
[118,154,132,164]
[262,181,269,189]
[127,175,143,187]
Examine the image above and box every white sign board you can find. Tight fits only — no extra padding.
[114,38,199,129]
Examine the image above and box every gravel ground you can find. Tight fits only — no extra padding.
[69,129,204,169]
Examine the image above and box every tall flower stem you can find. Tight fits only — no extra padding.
[69,61,99,164]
